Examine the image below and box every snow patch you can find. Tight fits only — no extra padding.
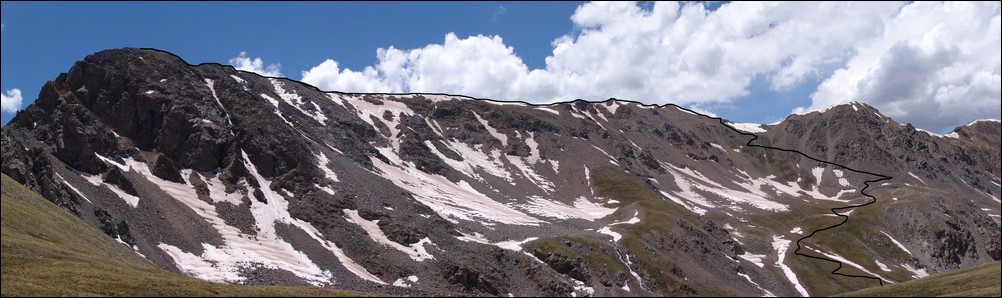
[738,272,775,297]
[519,196,617,221]
[524,132,541,164]
[425,140,513,183]
[536,107,560,115]
[600,100,622,115]
[611,211,640,225]
[902,264,929,278]
[908,172,927,185]
[325,93,347,109]
[773,236,809,297]
[473,112,508,146]
[739,252,767,268]
[240,152,384,284]
[812,167,825,187]
[316,184,336,195]
[731,122,767,133]
[790,227,802,234]
[494,237,539,251]
[344,209,435,262]
[571,279,595,297]
[880,231,912,255]
[55,173,92,203]
[158,243,243,283]
[659,190,708,215]
[197,172,245,206]
[506,153,555,192]
[964,119,1001,126]
[105,183,140,208]
[483,100,527,106]
[456,232,545,252]
[95,154,129,171]
[833,169,851,187]
[663,163,790,212]
[875,259,891,272]
[270,79,327,125]
[344,95,415,151]
[260,94,296,127]
[916,128,944,138]
[369,153,543,226]
[136,154,344,286]
[597,226,622,242]
[455,231,491,244]
[204,79,234,127]
[393,275,419,288]
[118,154,368,285]
[230,74,246,84]
[810,246,891,282]
[315,152,339,182]
[591,145,620,165]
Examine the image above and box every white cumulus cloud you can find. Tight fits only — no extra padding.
[228,51,282,77]
[1,88,23,114]
[299,1,1000,132]
[804,2,1001,132]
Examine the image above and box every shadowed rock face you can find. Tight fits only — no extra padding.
[2,48,999,296]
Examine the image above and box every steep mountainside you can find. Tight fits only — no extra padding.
[2,48,999,296]
[0,174,368,297]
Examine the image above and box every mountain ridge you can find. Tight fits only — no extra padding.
[2,47,998,296]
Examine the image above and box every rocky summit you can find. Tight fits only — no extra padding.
[2,48,999,297]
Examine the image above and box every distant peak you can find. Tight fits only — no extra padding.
[818,101,877,114]
[964,119,1001,127]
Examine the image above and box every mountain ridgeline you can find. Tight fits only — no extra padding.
[2,48,999,297]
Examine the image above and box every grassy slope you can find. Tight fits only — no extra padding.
[591,166,733,296]
[1,174,370,297]
[838,261,1001,297]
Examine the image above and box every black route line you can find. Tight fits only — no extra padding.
[99,48,892,289]
[713,118,891,288]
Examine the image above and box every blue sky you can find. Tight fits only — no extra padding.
[0,1,580,123]
[2,2,1000,132]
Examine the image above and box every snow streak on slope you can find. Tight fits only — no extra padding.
[204,78,234,127]
[270,79,327,125]
[880,231,913,255]
[809,247,892,283]
[731,122,767,133]
[344,209,434,262]
[260,94,296,127]
[597,226,623,242]
[455,232,542,252]
[424,140,513,183]
[774,236,809,297]
[315,152,339,183]
[474,111,508,146]
[369,151,544,226]
[342,95,415,151]
[113,156,338,285]
[519,196,616,221]
[738,272,775,297]
[54,173,93,203]
[663,163,790,212]
[240,151,385,284]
